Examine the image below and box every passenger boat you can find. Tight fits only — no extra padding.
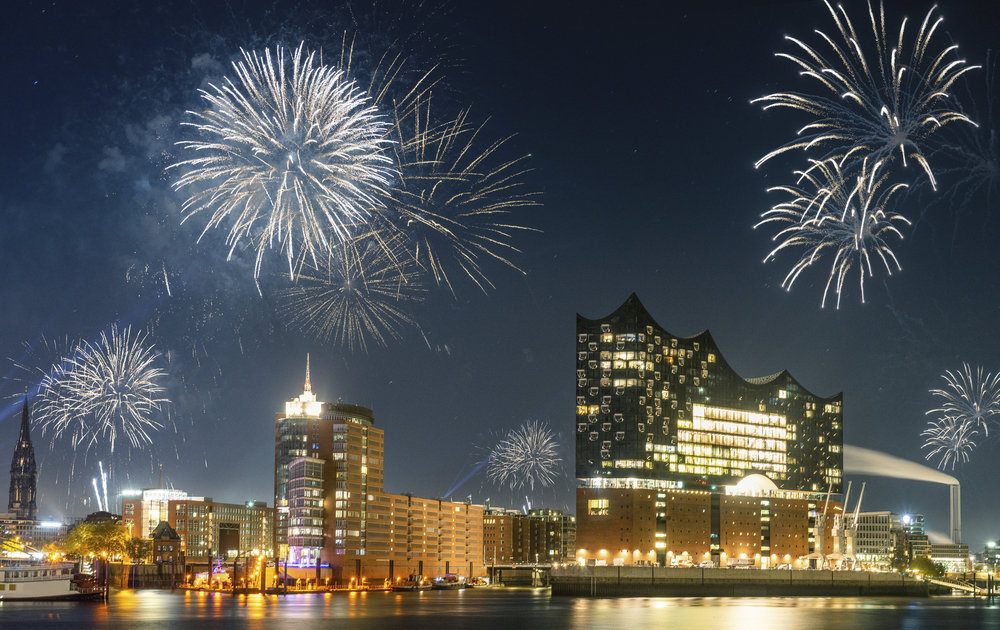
[392,575,432,591]
[432,574,466,590]
[0,564,102,601]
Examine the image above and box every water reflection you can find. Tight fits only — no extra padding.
[2,589,999,629]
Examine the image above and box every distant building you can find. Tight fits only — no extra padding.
[0,517,66,550]
[150,521,182,565]
[121,488,188,538]
[902,514,930,561]
[121,491,273,561]
[985,541,1000,571]
[276,358,485,584]
[483,508,576,566]
[7,399,37,520]
[930,543,971,573]
[854,511,905,568]
[574,294,844,567]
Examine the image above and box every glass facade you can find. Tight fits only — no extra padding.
[576,293,843,493]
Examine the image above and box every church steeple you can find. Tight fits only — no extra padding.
[8,397,38,520]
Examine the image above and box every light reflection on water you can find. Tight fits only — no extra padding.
[2,588,998,629]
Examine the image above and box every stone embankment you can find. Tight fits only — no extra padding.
[550,566,927,597]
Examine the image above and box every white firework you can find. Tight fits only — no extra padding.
[922,415,977,470]
[756,157,910,307]
[485,420,562,492]
[754,0,979,189]
[927,363,1000,437]
[171,42,395,279]
[35,325,169,454]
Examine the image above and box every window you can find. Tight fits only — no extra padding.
[588,499,609,516]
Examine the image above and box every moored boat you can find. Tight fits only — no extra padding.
[432,574,466,590]
[392,574,432,591]
[0,564,103,601]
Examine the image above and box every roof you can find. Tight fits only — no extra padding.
[149,520,181,541]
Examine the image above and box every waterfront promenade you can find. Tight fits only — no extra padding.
[551,566,928,597]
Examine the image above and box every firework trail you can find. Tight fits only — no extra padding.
[276,232,425,351]
[922,415,977,470]
[91,477,103,511]
[485,420,562,492]
[756,157,910,307]
[754,1,979,189]
[35,325,169,455]
[171,42,396,280]
[384,100,540,296]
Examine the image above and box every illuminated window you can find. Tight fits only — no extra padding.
[588,499,609,516]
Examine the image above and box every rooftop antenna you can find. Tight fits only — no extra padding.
[304,353,312,394]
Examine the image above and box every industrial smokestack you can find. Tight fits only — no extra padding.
[950,484,961,544]
[844,445,961,546]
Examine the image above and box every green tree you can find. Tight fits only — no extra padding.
[64,521,130,560]
[910,556,944,577]
[127,537,152,564]
[64,523,97,557]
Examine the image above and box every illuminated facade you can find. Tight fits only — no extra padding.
[121,491,273,559]
[575,294,844,566]
[275,359,486,583]
[482,508,575,565]
[121,487,188,538]
[576,293,843,492]
[272,356,384,557]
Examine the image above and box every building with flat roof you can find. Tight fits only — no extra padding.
[575,294,844,567]
[121,493,273,560]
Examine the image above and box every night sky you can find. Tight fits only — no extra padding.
[2,0,999,547]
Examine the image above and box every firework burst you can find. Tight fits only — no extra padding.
[383,100,540,296]
[485,420,562,492]
[276,232,425,351]
[754,1,979,189]
[756,157,910,307]
[928,363,1000,436]
[171,42,395,279]
[922,415,978,470]
[35,325,169,454]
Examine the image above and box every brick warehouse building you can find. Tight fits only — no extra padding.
[575,294,844,568]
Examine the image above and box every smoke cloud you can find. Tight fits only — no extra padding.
[844,445,959,485]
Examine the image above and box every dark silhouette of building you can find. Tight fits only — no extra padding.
[8,398,37,520]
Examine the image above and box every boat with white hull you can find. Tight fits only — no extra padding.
[0,564,102,601]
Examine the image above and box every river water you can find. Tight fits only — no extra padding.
[3,587,999,629]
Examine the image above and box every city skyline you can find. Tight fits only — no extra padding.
[2,0,1000,549]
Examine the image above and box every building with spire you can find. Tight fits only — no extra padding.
[8,398,37,520]
[273,354,385,560]
[275,356,485,585]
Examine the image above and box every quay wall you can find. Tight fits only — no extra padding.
[550,566,928,597]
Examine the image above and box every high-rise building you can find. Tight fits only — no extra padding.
[8,399,37,521]
[575,294,844,567]
[275,359,485,584]
[272,356,384,562]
